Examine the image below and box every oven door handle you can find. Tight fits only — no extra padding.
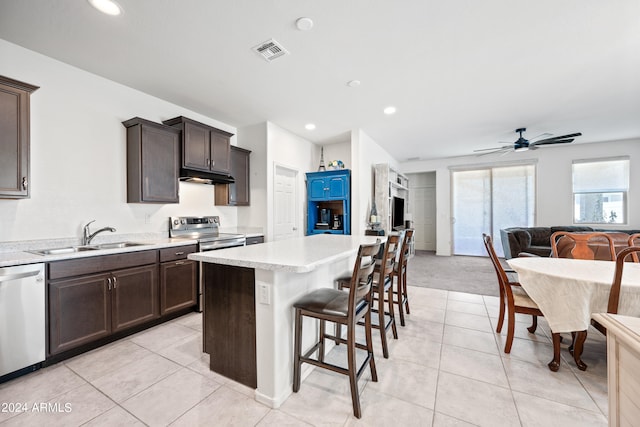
[200,238,246,251]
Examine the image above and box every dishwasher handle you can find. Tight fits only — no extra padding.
[0,269,41,283]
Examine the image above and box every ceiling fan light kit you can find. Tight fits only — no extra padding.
[475,127,582,156]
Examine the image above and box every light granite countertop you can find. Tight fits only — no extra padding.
[189,234,383,273]
[0,237,198,268]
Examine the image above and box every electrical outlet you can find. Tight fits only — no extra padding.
[258,284,270,305]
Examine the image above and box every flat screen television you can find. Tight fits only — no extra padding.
[392,196,405,229]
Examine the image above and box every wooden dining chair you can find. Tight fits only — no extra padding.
[483,234,544,354]
[550,231,616,260]
[591,246,640,335]
[292,240,382,419]
[628,234,640,262]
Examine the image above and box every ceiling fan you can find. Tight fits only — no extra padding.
[474,128,582,155]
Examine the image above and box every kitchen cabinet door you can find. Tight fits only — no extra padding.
[215,146,251,206]
[160,259,197,315]
[49,273,111,355]
[210,130,231,174]
[124,117,180,203]
[111,264,159,332]
[0,76,38,199]
[183,121,211,171]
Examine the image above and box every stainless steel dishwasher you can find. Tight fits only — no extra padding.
[0,263,45,381]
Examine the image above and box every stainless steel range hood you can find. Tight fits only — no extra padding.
[179,170,235,185]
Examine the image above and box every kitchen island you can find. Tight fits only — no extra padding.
[188,234,383,408]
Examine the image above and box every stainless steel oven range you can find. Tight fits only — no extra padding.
[169,216,246,310]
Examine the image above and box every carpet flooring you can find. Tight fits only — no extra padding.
[407,250,500,297]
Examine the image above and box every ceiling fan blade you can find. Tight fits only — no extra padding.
[475,147,512,156]
[528,133,553,142]
[534,132,582,144]
[532,138,574,147]
[473,145,512,153]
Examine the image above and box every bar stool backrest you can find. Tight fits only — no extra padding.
[348,240,382,320]
[379,234,401,284]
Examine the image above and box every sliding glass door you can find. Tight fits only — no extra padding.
[452,164,535,256]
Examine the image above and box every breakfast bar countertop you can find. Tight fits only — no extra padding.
[189,234,383,272]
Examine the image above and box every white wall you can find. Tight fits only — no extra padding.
[236,123,268,233]
[351,129,398,236]
[320,141,351,170]
[401,139,640,255]
[265,122,316,241]
[0,39,243,243]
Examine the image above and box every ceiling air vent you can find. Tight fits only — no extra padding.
[253,39,289,62]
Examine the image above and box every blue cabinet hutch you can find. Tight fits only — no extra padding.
[306,169,351,235]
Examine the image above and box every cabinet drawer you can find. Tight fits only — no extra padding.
[48,250,158,280]
[160,245,197,262]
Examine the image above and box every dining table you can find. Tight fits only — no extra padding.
[507,256,640,371]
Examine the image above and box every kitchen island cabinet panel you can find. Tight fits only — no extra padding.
[203,263,256,388]
[49,274,111,355]
[112,265,159,332]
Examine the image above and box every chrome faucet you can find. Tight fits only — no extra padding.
[82,220,116,246]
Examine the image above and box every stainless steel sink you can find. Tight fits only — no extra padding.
[28,246,99,255]
[92,242,149,249]
[28,242,150,255]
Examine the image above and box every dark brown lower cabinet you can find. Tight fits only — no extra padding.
[112,265,159,332]
[49,273,111,355]
[48,264,158,355]
[160,259,197,315]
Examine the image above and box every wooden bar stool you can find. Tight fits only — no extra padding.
[292,240,382,419]
[337,234,401,358]
[392,229,413,326]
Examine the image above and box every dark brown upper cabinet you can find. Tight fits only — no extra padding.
[163,116,233,177]
[123,117,180,203]
[0,75,39,199]
[215,146,251,206]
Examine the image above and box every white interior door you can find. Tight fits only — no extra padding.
[412,186,436,251]
[274,165,298,241]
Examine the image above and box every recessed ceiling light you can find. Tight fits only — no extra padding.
[296,17,314,31]
[384,106,397,115]
[347,80,361,88]
[305,123,316,130]
[87,0,122,16]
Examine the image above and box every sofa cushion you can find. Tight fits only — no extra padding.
[524,227,554,246]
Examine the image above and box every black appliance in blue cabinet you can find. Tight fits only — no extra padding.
[306,169,351,235]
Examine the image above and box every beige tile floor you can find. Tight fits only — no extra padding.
[0,286,608,426]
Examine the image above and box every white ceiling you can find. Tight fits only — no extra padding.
[1,0,639,161]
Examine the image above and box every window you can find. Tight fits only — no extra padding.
[572,158,629,224]
[452,163,535,256]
